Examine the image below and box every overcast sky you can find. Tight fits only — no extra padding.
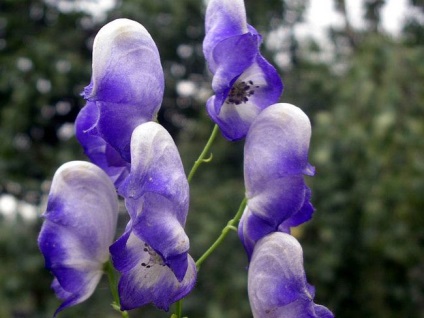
[303,0,410,40]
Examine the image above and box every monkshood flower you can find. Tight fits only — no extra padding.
[203,0,283,141]
[38,161,118,316]
[110,122,197,311]
[77,18,164,168]
[238,103,315,258]
[248,232,334,317]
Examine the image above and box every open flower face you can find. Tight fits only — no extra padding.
[203,0,283,141]
[77,18,164,165]
[38,161,118,316]
[110,225,197,311]
[248,233,334,318]
[239,103,315,258]
[110,122,196,310]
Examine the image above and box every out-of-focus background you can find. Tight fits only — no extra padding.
[0,0,423,317]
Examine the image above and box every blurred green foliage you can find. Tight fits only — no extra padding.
[0,0,423,317]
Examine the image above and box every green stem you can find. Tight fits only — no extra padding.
[195,198,247,270]
[171,124,219,318]
[187,124,219,183]
[175,299,183,318]
[173,125,223,317]
[104,260,129,318]
[172,198,247,317]
[172,125,219,318]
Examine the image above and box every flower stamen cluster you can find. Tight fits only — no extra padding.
[226,80,259,105]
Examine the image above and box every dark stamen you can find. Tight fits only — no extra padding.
[226,80,258,105]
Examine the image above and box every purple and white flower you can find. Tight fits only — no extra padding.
[110,122,196,311]
[76,18,164,183]
[248,232,334,318]
[203,0,283,141]
[38,161,118,316]
[238,103,315,258]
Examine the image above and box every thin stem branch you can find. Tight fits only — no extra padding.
[172,125,219,318]
[195,198,247,270]
[104,260,129,318]
[187,124,219,183]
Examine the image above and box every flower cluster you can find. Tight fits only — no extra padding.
[204,0,333,316]
[237,103,333,317]
[38,19,196,316]
[38,1,333,317]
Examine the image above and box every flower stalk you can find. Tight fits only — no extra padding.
[195,197,247,270]
[187,124,219,183]
[104,261,129,318]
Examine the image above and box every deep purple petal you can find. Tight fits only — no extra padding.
[130,192,189,281]
[75,102,130,187]
[203,0,248,70]
[51,274,101,317]
[109,223,138,273]
[111,231,197,311]
[279,187,315,232]
[248,233,334,318]
[238,184,314,259]
[210,33,259,90]
[248,176,308,224]
[238,207,275,258]
[38,161,118,313]
[83,19,164,161]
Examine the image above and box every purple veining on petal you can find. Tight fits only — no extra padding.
[82,18,164,161]
[248,233,334,318]
[38,161,118,315]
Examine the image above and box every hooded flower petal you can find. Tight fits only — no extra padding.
[38,161,118,316]
[248,232,334,318]
[110,227,197,311]
[203,0,283,140]
[239,103,315,258]
[203,0,249,73]
[80,18,164,162]
[75,101,130,187]
[111,122,196,310]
